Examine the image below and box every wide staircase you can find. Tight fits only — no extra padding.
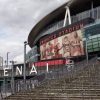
[4,63,100,100]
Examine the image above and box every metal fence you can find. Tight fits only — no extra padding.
[0,56,99,99]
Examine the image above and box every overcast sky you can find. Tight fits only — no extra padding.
[0,0,69,63]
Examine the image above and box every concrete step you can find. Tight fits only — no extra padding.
[5,93,100,100]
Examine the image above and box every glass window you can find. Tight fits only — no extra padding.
[87,48,93,51]
[98,43,100,47]
[94,9,97,19]
[87,39,92,43]
[97,7,100,19]
[87,45,93,49]
[93,44,99,48]
[88,49,93,53]
[93,48,100,52]
[98,37,100,41]
[92,38,98,42]
[87,42,92,46]
[98,40,100,43]
[92,41,98,45]
[98,41,100,44]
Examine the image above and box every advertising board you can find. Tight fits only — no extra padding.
[40,29,84,60]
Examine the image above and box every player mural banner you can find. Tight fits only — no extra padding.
[40,18,94,60]
[40,29,84,60]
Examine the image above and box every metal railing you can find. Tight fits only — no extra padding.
[1,56,99,99]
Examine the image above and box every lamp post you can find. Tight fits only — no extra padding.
[24,41,28,90]
[7,52,10,67]
[85,39,88,64]
[85,33,91,64]
[0,56,3,67]
[10,61,15,94]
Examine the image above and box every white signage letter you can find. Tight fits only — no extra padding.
[16,66,22,75]
[30,64,37,74]
[46,63,49,73]
[4,68,9,76]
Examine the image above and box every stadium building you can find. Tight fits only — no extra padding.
[27,0,100,66]
[1,0,100,99]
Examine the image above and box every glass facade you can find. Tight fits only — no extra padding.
[26,46,39,62]
[84,23,100,53]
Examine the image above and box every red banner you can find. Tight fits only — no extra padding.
[34,59,66,67]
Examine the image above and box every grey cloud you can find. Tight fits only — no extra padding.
[0,0,69,61]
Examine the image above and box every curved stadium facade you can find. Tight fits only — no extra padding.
[27,0,100,64]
